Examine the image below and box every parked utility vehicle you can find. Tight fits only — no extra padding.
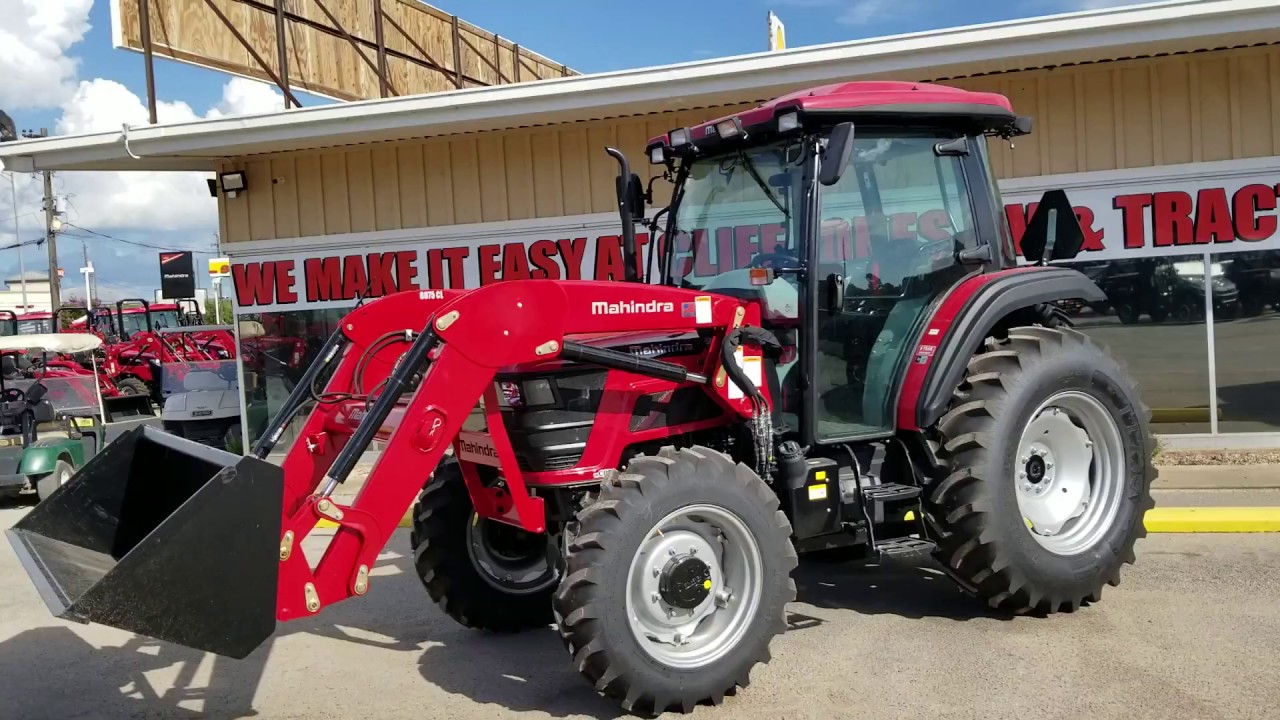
[0,333,104,502]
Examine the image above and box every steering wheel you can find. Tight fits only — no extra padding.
[2,387,25,403]
[750,249,799,269]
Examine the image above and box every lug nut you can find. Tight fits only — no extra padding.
[1021,455,1030,464]
[1046,461,1054,469]
[1019,471,1027,480]
[669,547,677,556]
[689,547,697,555]
[653,567,661,577]
[651,592,660,603]
[715,589,733,608]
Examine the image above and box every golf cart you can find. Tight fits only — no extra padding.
[0,333,105,502]
[159,322,267,453]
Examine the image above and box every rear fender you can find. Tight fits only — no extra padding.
[897,266,1106,431]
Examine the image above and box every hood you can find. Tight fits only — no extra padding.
[497,330,708,374]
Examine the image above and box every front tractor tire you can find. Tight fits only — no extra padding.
[555,446,796,715]
[410,459,557,632]
[927,326,1156,614]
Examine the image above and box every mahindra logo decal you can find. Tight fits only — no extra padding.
[591,300,675,315]
[458,438,498,458]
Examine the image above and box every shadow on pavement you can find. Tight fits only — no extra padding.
[795,554,1007,621]
[0,546,618,718]
[0,530,1006,719]
[416,629,623,720]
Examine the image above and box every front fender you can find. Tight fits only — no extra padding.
[19,441,76,476]
[900,266,1106,431]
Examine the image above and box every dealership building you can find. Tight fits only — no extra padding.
[3,0,1279,449]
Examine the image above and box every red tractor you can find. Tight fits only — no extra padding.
[9,82,1154,715]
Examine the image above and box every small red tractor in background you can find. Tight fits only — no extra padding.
[10,82,1154,715]
[88,298,234,400]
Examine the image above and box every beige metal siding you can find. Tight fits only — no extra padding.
[220,45,1280,243]
[967,45,1280,180]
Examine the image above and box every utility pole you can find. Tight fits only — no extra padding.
[22,128,59,310]
[81,242,92,307]
[43,168,59,309]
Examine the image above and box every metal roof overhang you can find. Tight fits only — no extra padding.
[2,0,1278,173]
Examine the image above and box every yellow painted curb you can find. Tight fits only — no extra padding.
[315,508,1280,533]
[315,513,413,530]
[1142,507,1280,533]
[898,508,1280,532]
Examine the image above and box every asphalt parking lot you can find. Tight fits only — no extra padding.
[2,498,1278,720]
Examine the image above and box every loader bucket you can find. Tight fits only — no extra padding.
[103,393,155,421]
[5,425,282,658]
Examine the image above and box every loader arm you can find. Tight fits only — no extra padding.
[270,281,759,622]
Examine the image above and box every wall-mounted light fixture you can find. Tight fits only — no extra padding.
[219,171,247,199]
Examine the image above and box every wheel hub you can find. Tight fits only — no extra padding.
[466,514,556,594]
[659,554,712,609]
[1014,392,1127,556]
[625,504,763,669]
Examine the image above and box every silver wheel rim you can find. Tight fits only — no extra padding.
[466,514,556,595]
[57,466,71,486]
[624,504,763,669]
[1015,391,1126,556]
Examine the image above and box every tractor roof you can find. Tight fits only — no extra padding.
[647,81,1019,152]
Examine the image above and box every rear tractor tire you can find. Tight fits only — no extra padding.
[116,377,150,397]
[554,446,796,715]
[410,459,557,632]
[927,326,1156,614]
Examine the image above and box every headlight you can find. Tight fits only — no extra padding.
[496,380,522,408]
[523,378,556,406]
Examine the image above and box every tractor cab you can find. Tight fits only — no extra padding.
[640,81,1081,444]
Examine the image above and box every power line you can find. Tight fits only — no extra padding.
[62,222,219,253]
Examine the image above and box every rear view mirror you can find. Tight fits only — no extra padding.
[819,122,855,187]
[627,173,645,217]
[1020,189,1085,264]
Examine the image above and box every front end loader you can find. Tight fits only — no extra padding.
[7,81,1155,715]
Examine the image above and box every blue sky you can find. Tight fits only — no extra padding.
[0,0,1133,300]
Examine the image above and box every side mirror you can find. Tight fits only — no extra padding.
[1020,189,1085,264]
[627,173,645,217]
[819,122,855,187]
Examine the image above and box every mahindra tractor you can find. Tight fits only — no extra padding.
[8,82,1155,715]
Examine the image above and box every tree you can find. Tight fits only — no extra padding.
[204,297,234,324]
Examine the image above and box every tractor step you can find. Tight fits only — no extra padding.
[861,482,922,524]
[874,537,936,560]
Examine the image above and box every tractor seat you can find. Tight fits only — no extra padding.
[1,355,19,380]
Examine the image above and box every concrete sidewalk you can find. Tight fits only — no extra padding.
[1154,464,1280,490]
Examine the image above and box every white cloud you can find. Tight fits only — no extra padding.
[52,78,282,233]
[209,77,288,117]
[0,0,93,110]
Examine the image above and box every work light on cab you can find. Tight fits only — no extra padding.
[714,116,746,139]
[776,110,801,133]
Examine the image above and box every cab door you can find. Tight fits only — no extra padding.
[805,131,983,442]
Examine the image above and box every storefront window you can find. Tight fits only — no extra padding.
[1214,249,1280,432]
[1064,253,1213,434]
[238,306,354,450]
